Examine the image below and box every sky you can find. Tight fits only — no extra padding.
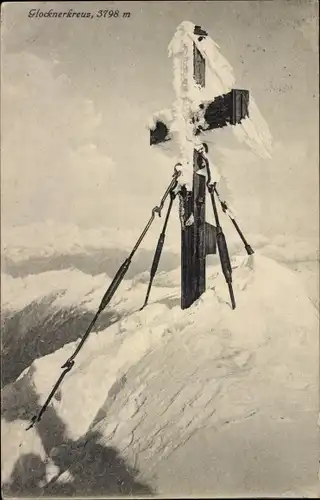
[1,0,319,241]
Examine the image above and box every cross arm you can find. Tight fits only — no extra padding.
[150,89,249,146]
[150,120,171,145]
[195,89,249,133]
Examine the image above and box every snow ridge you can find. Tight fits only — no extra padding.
[2,254,318,495]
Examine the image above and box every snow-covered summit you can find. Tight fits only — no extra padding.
[2,253,318,496]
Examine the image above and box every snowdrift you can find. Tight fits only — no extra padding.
[2,253,319,496]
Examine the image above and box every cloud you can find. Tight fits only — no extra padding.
[2,51,115,227]
[1,48,178,231]
[260,237,319,265]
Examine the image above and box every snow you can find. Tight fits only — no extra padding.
[233,96,273,160]
[180,21,273,161]
[1,268,119,313]
[2,224,318,314]
[31,302,172,441]
[168,21,235,103]
[1,419,47,484]
[150,20,273,190]
[91,255,318,490]
[147,108,174,132]
[168,21,210,189]
[2,15,318,496]
[190,26,236,99]
[2,252,318,495]
[1,23,318,495]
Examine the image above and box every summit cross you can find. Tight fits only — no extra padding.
[150,22,250,309]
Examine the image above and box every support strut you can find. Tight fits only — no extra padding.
[140,189,177,310]
[26,166,181,430]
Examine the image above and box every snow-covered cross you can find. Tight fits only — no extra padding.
[149,21,272,309]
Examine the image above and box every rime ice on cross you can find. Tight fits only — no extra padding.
[150,21,254,309]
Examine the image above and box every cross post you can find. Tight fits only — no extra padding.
[149,22,250,310]
[178,26,207,309]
